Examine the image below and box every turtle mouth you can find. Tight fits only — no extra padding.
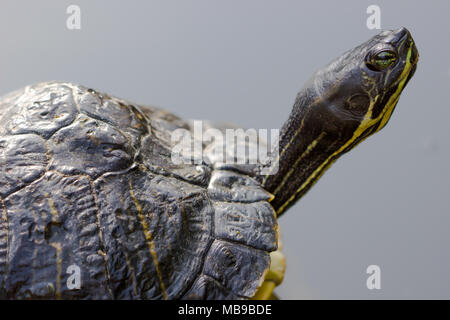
[404,44,419,80]
[404,58,418,86]
[392,42,419,89]
[410,40,420,64]
[396,62,416,89]
[404,40,419,83]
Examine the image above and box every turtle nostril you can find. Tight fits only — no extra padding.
[392,27,410,45]
[396,27,408,36]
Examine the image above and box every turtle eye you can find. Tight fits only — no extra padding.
[367,50,397,71]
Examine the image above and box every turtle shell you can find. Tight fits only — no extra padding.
[0,82,278,299]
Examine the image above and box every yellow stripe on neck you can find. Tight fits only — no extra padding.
[272,131,326,196]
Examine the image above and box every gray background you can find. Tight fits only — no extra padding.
[0,0,449,299]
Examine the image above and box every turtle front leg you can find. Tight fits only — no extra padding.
[252,238,286,300]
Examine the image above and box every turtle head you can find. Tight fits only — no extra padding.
[261,28,419,215]
[301,27,419,147]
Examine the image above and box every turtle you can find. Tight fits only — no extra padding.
[0,27,418,300]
